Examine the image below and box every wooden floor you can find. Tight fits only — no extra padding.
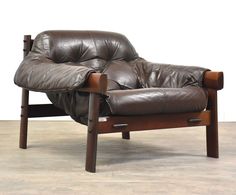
[0,121,235,194]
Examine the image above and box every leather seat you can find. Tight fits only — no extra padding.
[106,87,207,115]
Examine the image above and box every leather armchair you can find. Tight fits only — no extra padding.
[14,31,223,172]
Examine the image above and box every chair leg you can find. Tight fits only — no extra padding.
[19,89,29,149]
[206,89,219,158]
[85,93,100,173]
[85,130,98,172]
[122,132,130,140]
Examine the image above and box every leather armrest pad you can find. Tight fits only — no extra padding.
[203,71,224,90]
[14,53,95,92]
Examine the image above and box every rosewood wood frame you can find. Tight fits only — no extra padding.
[19,35,223,172]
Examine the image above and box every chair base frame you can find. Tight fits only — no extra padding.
[19,35,220,173]
[19,88,218,173]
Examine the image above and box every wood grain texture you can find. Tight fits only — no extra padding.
[86,93,100,172]
[19,35,31,149]
[97,111,211,134]
[206,89,219,158]
[19,89,29,149]
[78,73,107,94]
[203,71,224,90]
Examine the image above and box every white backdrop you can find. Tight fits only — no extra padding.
[0,0,235,121]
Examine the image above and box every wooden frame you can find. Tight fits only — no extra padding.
[19,35,223,172]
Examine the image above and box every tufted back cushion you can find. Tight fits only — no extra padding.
[31,31,139,71]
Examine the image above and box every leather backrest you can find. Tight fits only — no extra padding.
[31,30,138,71]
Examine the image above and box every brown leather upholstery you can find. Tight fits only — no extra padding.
[14,31,209,123]
[34,31,138,64]
[107,87,208,115]
[132,59,207,88]
[14,31,138,92]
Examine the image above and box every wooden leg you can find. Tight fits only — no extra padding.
[86,130,98,173]
[85,93,100,173]
[206,89,219,158]
[122,132,130,140]
[19,89,29,149]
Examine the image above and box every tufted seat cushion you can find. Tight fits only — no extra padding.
[106,87,208,115]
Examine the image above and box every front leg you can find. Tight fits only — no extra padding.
[206,89,219,158]
[85,93,100,172]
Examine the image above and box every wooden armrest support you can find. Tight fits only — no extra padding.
[78,73,107,94]
[203,71,224,90]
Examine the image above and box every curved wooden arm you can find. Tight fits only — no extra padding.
[203,71,223,90]
[78,73,107,94]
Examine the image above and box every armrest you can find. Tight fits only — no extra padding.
[203,71,224,90]
[14,53,95,92]
[78,73,107,94]
[132,59,209,88]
